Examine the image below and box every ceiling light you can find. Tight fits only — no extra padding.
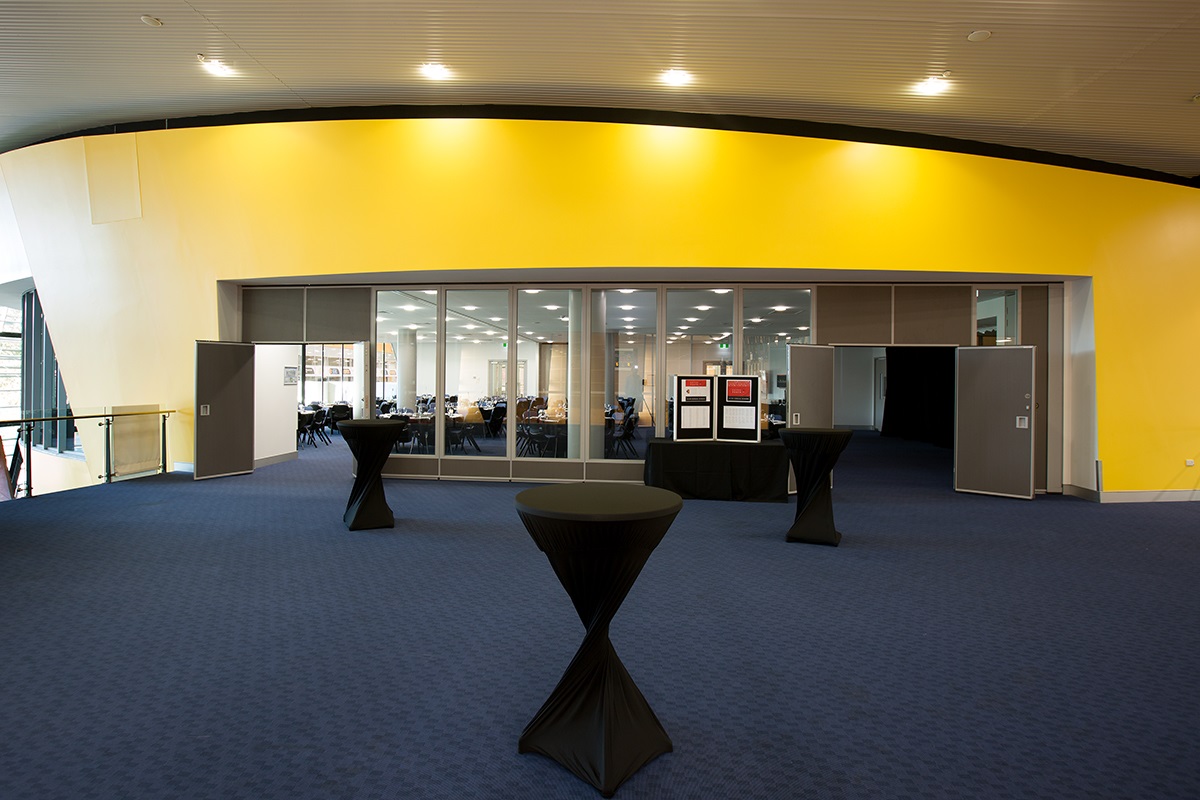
[705,340,714,345]
[420,63,452,80]
[685,317,699,322]
[455,336,465,340]
[798,326,810,331]
[967,30,992,42]
[472,339,481,344]
[464,324,478,330]
[711,289,732,294]
[678,325,690,330]
[140,15,163,27]
[660,69,693,87]
[483,330,495,336]
[915,72,951,96]
[617,289,636,294]
[462,305,478,311]
[524,289,542,294]
[197,54,233,77]
[695,305,712,311]
[771,306,790,312]
[619,305,635,311]
[749,317,763,323]
[544,305,561,310]
[622,317,636,322]
[375,316,387,322]
[407,324,420,330]
[524,331,533,335]
[536,336,545,340]
[423,290,437,295]
[490,317,502,322]
[559,316,569,322]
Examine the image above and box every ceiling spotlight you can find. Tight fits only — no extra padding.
[915,71,952,96]
[695,305,713,311]
[967,30,992,42]
[140,15,163,27]
[197,54,233,77]
[420,62,452,80]
[660,69,693,87]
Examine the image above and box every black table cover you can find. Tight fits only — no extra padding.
[642,438,789,502]
[778,428,853,545]
[515,483,683,797]
[337,420,407,530]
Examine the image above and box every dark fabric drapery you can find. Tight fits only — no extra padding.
[880,346,955,448]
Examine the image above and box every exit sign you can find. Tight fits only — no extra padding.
[718,343,729,350]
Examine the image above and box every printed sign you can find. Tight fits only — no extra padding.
[682,378,711,402]
[725,379,753,402]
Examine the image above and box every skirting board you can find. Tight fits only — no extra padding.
[173,462,195,473]
[1099,488,1200,504]
[254,452,298,469]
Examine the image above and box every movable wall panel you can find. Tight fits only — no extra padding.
[305,287,371,342]
[242,288,304,343]
[816,285,892,344]
[1022,285,1050,492]
[893,285,972,345]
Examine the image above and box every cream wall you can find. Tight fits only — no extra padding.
[0,118,1198,494]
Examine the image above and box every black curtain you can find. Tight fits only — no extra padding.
[880,347,955,448]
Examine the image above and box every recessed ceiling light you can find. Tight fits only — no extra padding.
[660,69,693,87]
[914,72,951,96]
[196,54,233,77]
[798,326,810,331]
[617,289,636,294]
[625,325,634,330]
[140,15,163,27]
[536,336,545,340]
[619,305,635,311]
[678,326,690,330]
[407,324,420,330]
[462,305,478,311]
[622,317,636,322]
[455,336,465,340]
[423,290,437,295]
[705,340,714,345]
[685,317,699,322]
[375,316,387,322]
[524,331,534,335]
[420,62,452,80]
[490,317,502,322]
[771,306,790,312]
[711,288,732,294]
[749,317,763,323]
[695,305,713,311]
[967,30,992,42]
[464,324,478,330]
[524,289,542,294]
[544,305,561,310]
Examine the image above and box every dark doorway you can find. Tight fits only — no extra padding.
[879,346,955,449]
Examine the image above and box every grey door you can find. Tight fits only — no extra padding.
[786,345,834,428]
[195,341,255,480]
[955,346,1035,499]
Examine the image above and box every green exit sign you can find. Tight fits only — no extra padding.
[718,343,730,350]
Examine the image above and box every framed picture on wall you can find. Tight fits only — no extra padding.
[283,366,299,386]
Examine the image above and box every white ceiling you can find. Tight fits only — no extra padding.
[1,1,1198,180]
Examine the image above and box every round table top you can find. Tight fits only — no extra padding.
[516,483,683,522]
[338,419,408,431]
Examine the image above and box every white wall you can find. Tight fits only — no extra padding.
[834,346,886,427]
[254,344,301,463]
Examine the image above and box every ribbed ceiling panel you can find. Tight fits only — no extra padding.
[0,0,1196,177]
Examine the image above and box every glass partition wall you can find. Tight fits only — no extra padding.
[371,284,820,479]
[589,288,657,460]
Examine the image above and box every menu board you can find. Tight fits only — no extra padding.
[673,375,715,440]
[715,375,761,442]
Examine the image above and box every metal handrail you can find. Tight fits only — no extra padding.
[1,408,178,499]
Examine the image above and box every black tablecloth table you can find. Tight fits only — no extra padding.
[337,420,408,530]
[515,483,683,797]
[779,428,853,545]
[642,438,789,502]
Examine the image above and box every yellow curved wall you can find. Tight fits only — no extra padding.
[1,117,1198,493]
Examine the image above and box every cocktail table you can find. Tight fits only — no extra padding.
[778,428,853,545]
[337,419,407,530]
[514,482,683,797]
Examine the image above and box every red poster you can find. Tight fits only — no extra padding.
[726,379,752,401]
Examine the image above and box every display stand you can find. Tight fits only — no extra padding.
[715,375,761,443]
[672,375,715,441]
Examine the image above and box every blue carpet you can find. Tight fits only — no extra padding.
[1,432,1198,799]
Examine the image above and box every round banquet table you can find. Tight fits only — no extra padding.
[779,428,854,545]
[337,419,407,530]
[514,482,683,797]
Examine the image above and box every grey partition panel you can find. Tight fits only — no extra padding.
[242,288,304,342]
[306,287,371,342]
[955,346,1035,499]
[786,345,834,428]
[894,285,972,345]
[1021,286,1050,492]
[816,285,892,344]
[195,341,255,480]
